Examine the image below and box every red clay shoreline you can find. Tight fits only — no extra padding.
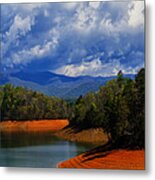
[57,149,145,170]
[0,119,69,132]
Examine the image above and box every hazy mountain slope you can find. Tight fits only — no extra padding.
[0,71,135,99]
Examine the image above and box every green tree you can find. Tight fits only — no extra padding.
[131,68,145,148]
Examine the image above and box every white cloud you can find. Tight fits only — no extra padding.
[7,38,58,66]
[99,15,115,35]
[89,2,101,9]
[72,3,98,33]
[55,58,117,77]
[55,57,143,77]
[62,2,78,10]
[3,20,60,67]
[44,9,49,17]
[72,1,143,36]
[29,41,57,57]
[2,3,49,58]
[128,1,144,27]
[7,15,34,37]
[55,58,102,77]
[3,15,35,55]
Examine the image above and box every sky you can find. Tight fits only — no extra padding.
[1,1,145,77]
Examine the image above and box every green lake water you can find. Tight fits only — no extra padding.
[0,131,95,168]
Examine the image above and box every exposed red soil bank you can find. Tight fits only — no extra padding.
[58,150,145,170]
[0,119,69,132]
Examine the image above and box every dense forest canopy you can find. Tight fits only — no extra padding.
[0,68,145,148]
[0,85,69,120]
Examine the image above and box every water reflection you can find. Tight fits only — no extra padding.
[0,131,95,168]
[0,131,60,148]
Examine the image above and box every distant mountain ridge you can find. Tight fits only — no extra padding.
[0,71,135,99]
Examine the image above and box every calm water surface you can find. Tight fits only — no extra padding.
[0,131,95,168]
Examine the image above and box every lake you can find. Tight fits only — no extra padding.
[0,131,95,168]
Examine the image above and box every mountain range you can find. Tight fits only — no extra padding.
[0,71,135,99]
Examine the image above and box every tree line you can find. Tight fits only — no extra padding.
[0,84,69,120]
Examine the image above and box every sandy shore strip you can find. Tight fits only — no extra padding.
[0,119,69,132]
[58,149,145,170]
[55,127,109,144]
